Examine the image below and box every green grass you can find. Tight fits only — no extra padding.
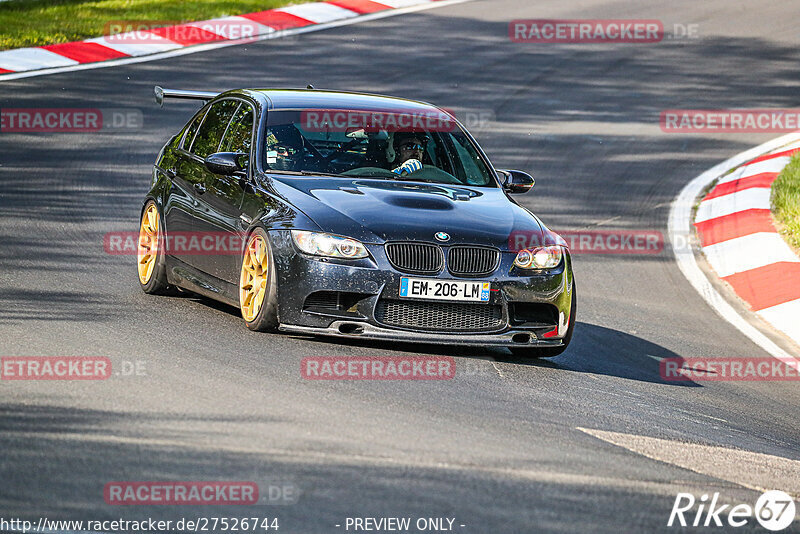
[771,152,800,251]
[0,0,308,50]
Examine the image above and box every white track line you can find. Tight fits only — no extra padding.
[668,132,800,363]
[0,0,473,81]
[579,427,800,497]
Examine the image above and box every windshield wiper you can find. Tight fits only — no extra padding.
[268,170,348,178]
[391,177,443,184]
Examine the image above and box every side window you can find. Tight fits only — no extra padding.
[220,103,254,156]
[190,99,239,158]
[181,107,208,150]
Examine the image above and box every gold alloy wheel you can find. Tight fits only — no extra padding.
[137,204,160,284]
[239,233,269,322]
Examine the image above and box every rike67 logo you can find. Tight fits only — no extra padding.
[669,490,796,531]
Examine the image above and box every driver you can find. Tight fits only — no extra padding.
[388,131,429,176]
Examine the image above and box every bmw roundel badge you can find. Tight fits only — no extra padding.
[435,232,450,242]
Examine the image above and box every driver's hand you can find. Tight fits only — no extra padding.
[391,159,422,177]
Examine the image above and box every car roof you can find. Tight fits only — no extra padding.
[233,89,446,114]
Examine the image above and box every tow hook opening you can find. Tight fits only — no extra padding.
[338,323,364,335]
[511,333,531,344]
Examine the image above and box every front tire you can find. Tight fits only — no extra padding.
[239,228,279,331]
[137,201,172,295]
[510,281,576,359]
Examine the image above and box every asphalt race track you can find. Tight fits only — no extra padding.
[1,0,799,532]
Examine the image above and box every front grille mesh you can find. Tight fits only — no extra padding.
[303,291,368,314]
[375,300,503,331]
[385,243,443,274]
[303,291,340,310]
[447,246,500,276]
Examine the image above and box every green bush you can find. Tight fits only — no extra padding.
[771,152,800,251]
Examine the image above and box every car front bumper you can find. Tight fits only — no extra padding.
[269,230,574,347]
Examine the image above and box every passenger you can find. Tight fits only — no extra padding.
[265,125,304,171]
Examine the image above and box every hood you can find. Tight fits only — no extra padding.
[269,176,545,249]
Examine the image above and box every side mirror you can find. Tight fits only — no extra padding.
[498,169,535,194]
[205,152,247,176]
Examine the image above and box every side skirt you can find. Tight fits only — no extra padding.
[165,256,240,307]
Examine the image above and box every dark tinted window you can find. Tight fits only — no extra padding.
[263,109,496,186]
[190,99,238,158]
[220,103,254,155]
[181,107,207,150]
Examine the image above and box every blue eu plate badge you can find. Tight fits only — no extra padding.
[480,282,490,300]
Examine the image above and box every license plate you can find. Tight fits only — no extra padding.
[399,278,491,302]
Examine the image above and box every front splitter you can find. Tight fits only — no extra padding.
[279,321,564,347]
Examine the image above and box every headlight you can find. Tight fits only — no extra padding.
[291,230,368,259]
[514,246,563,269]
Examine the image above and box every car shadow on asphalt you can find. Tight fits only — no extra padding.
[499,322,702,387]
[281,320,701,388]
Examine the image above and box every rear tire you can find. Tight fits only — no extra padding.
[239,228,279,332]
[137,201,172,295]
[510,281,576,359]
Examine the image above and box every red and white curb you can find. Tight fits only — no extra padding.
[695,141,800,343]
[0,0,462,80]
[670,132,800,363]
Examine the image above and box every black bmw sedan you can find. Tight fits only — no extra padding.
[138,86,575,357]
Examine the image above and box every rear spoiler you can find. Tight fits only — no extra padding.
[154,86,217,107]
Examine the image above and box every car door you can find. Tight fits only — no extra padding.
[192,100,255,283]
[163,105,208,266]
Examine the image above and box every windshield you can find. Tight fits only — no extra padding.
[263,108,496,186]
